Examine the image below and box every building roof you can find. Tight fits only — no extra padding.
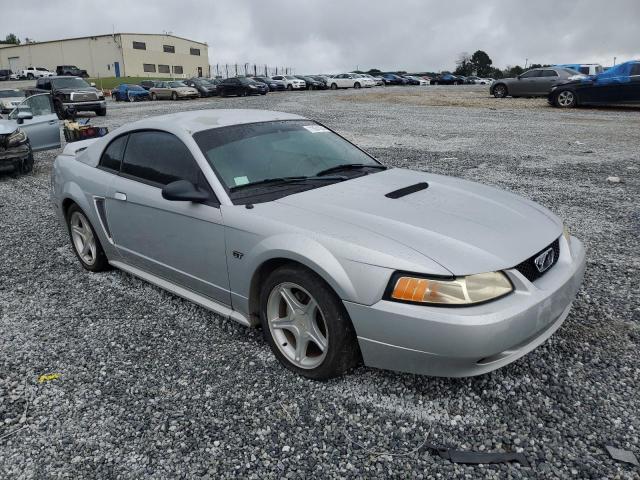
[0,33,208,49]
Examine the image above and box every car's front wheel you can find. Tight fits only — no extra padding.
[66,204,109,272]
[493,84,508,98]
[555,90,577,108]
[171,92,178,101]
[260,265,361,380]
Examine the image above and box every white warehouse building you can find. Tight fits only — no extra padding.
[0,33,210,78]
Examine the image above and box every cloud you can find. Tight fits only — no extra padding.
[5,0,639,73]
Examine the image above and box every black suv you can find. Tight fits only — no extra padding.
[56,65,89,77]
[26,76,106,119]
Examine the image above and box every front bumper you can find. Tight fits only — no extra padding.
[344,236,586,377]
[0,144,30,172]
[63,100,106,112]
[177,92,199,98]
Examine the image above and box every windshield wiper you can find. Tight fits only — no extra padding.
[229,175,345,192]
[315,163,387,177]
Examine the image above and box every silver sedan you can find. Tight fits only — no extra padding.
[51,109,586,379]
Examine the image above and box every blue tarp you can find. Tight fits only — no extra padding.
[589,61,637,85]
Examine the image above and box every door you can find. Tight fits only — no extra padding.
[114,61,120,78]
[8,57,19,73]
[625,63,640,103]
[9,94,60,151]
[537,70,561,95]
[514,69,542,95]
[104,130,231,305]
[197,67,203,78]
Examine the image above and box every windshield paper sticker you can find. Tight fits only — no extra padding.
[234,176,250,186]
[303,125,329,133]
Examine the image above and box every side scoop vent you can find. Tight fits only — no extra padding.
[385,182,429,199]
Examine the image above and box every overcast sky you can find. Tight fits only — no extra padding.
[6,0,640,73]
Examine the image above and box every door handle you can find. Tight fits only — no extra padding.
[113,192,127,201]
[48,120,57,125]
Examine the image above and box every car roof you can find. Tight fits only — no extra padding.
[118,109,307,135]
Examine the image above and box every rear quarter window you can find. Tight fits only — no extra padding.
[99,135,128,172]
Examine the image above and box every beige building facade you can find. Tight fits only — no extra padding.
[0,33,210,78]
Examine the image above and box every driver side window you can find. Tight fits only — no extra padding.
[9,95,53,118]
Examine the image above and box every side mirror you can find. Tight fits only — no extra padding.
[516,75,521,80]
[16,110,33,124]
[161,180,209,203]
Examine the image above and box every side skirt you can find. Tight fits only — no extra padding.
[109,260,251,327]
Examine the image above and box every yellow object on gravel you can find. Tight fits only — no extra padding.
[38,373,61,383]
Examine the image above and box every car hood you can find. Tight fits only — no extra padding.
[275,168,562,275]
[0,120,18,134]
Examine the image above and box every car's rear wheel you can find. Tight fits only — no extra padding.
[151,92,157,101]
[330,83,338,90]
[493,84,508,98]
[127,92,134,102]
[260,265,361,380]
[354,82,361,89]
[171,92,178,101]
[555,90,577,108]
[66,205,109,272]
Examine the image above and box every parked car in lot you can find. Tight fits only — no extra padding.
[0,89,24,113]
[554,64,604,76]
[0,69,14,81]
[51,109,585,379]
[183,78,217,97]
[139,80,158,90]
[26,76,106,119]
[217,77,269,97]
[252,76,285,91]
[149,81,199,100]
[465,76,491,85]
[381,73,407,85]
[309,75,330,88]
[491,67,585,98]
[327,74,366,89]
[296,75,326,90]
[272,75,306,90]
[56,65,89,77]
[0,93,60,174]
[111,84,151,102]
[548,60,640,108]
[430,74,463,85]
[21,67,55,79]
[403,75,428,85]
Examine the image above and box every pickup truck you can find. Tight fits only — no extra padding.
[56,65,89,77]
[25,76,106,119]
[21,67,55,79]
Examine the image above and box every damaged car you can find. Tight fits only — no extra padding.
[50,109,586,380]
[549,60,640,108]
[0,93,60,174]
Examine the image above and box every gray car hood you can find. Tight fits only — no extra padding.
[0,119,18,134]
[276,168,562,275]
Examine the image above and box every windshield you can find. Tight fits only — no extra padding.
[169,81,187,88]
[193,120,381,199]
[51,77,92,89]
[0,89,21,98]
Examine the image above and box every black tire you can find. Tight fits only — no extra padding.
[259,264,361,380]
[287,84,293,91]
[330,83,338,90]
[354,82,361,89]
[27,73,34,80]
[96,107,107,116]
[493,84,508,98]
[554,89,577,108]
[65,204,110,272]
[171,92,178,101]
[151,92,157,101]
[20,147,34,174]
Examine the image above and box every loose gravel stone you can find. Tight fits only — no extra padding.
[0,86,638,479]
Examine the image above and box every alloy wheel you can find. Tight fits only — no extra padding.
[494,85,507,98]
[69,211,97,266]
[557,90,575,107]
[266,282,329,369]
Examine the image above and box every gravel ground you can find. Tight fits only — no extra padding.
[1,86,639,479]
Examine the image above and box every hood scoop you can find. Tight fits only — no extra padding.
[385,182,429,199]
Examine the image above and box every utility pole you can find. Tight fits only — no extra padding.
[613,56,617,66]
[524,58,528,69]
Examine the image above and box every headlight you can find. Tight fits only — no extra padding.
[7,128,27,147]
[386,271,513,306]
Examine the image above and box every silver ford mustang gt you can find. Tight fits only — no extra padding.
[51,109,586,379]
